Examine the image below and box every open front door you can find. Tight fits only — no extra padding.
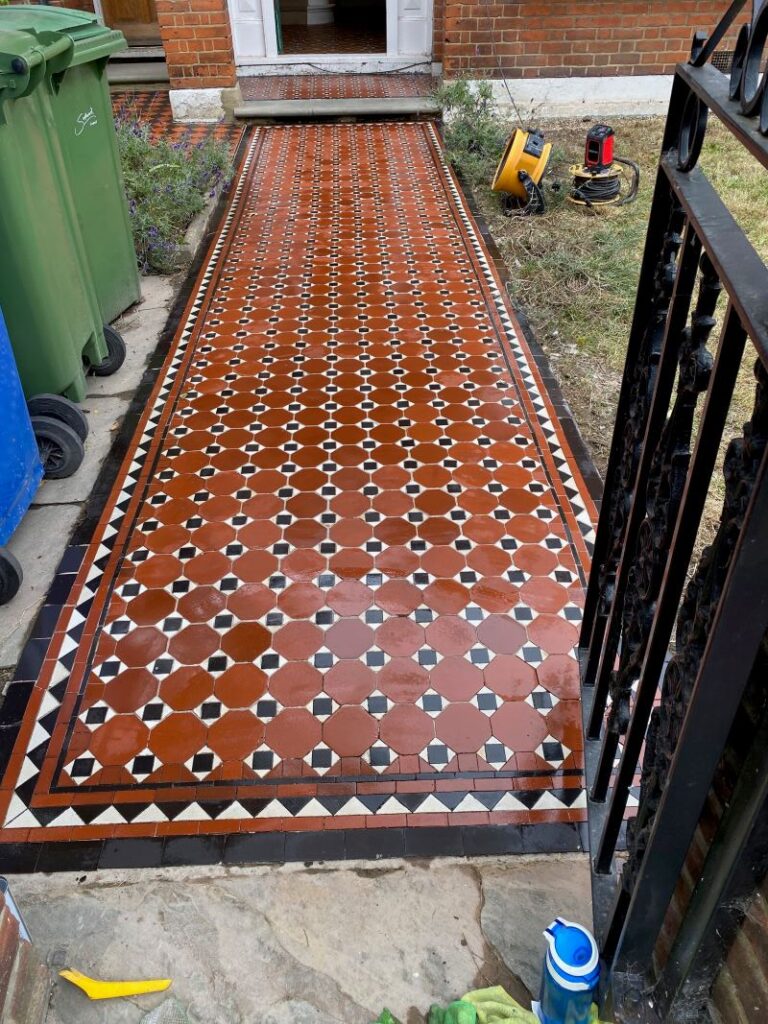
[394,0,431,55]
[101,0,161,45]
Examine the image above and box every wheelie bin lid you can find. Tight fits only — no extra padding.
[0,7,125,70]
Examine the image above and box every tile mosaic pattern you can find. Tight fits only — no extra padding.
[281,23,386,54]
[111,91,245,153]
[239,74,435,102]
[0,122,596,855]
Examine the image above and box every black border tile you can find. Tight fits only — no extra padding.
[223,832,286,865]
[405,826,465,858]
[99,837,164,870]
[285,830,347,863]
[162,835,225,867]
[37,841,102,874]
[462,825,524,856]
[345,828,406,860]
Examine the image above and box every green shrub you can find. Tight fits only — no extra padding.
[435,79,509,189]
[117,118,233,275]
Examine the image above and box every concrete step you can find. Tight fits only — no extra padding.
[108,60,169,85]
[234,95,441,119]
[111,45,165,61]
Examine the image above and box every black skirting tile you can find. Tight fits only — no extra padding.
[223,832,286,865]
[521,823,583,855]
[0,843,42,874]
[37,841,102,874]
[404,827,465,858]
[162,835,225,867]
[284,830,347,863]
[462,825,524,857]
[98,838,165,870]
[345,828,405,861]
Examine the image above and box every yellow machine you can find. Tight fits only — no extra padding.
[492,129,552,206]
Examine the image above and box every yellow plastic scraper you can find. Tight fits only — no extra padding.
[59,968,172,1000]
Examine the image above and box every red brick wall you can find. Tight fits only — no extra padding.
[441,0,737,78]
[155,0,237,90]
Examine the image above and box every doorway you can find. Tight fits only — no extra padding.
[279,0,386,56]
[229,0,432,69]
[99,0,161,46]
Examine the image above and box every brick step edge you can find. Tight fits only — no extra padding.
[0,895,50,1024]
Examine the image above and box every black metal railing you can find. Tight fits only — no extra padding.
[578,1,768,1019]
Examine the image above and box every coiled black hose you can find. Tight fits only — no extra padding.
[570,158,641,207]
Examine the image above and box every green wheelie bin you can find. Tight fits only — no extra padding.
[0,27,109,403]
[0,7,140,340]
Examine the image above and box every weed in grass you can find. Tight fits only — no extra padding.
[117,118,233,275]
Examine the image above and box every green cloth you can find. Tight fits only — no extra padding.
[428,1000,478,1024]
[460,988,538,1024]
[371,1012,403,1024]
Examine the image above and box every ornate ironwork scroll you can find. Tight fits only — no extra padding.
[589,207,686,648]
[625,359,768,888]
[600,255,721,760]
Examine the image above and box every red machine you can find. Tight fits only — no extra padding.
[584,124,615,172]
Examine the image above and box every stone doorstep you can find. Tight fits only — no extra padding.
[233,96,441,119]
[0,894,49,1024]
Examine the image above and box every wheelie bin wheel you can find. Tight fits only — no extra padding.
[92,325,126,377]
[31,416,85,480]
[27,394,89,442]
[0,547,23,606]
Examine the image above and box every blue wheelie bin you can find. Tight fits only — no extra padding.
[0,307,44,605]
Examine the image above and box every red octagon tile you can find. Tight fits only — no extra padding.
[160,667,214,711]
[431,657,484,701]
[269,663,324,707]
[149,712,207,763]
[208,710,265,761]
[272,621,323,660]
[89,715,149,767]
[491,701,548,752]
[375,580,422,615]
[424,616,475,657]
[380,704,434,755]
[115,626,167,668]
[374,618,424,657]
[214,664,268,708]
[536,654,581,700]
[266,708,322,758]
[325,619,375,659]
[378,658,429,702]
[323,706,378,757]
[220,622,271,662]
[527,616,579,657]
[435,703,492,753]
[168,624,220,666]
[103,669,158,714]
[324,661,376,705]
[476,615,526,656]
[126,590,176,626]
[484,655,537,700]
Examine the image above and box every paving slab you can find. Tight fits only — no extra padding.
[0,280,175,672]
[8,856,591,1024]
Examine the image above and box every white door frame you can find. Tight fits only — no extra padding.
[230,0,433,72]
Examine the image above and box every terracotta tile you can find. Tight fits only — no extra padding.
[380,705,434,755]
[269,663,324,707]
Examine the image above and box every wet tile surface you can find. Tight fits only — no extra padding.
[111,91,245,153]
[239,75,435,101]
[0,123,595,863]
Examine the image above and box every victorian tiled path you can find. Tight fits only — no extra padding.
[0,121,597,870]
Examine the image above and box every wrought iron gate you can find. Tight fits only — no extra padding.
[578,1,768,1019]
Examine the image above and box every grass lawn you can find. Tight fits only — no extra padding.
[460,112,767,544]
